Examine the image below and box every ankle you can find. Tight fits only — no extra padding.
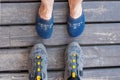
[39,7,53,20]
[70,5,82,19]
[39,0,54,20]
[69,0,83,19]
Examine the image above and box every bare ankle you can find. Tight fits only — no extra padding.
[39,0,54,20]
[69,0,83,19]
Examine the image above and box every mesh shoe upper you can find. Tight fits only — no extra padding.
[64,42,84,80]
[29,43,48,80]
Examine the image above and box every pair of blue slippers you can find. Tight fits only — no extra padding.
[36,12,85,39]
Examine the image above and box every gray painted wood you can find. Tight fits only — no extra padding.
[0,27,10,47]
[1,2,120,24]
[0,23,120,47]
[0,72,63,80]
[0,68,120,80]
[0,45,120,71]
[0,0,105,2]
[0,0,67,2]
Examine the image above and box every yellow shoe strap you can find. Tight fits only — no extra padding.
[72,53,77,78]
[36,55,41,80]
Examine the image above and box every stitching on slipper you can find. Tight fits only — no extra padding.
[38,23,53,31]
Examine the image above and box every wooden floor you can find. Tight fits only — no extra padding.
[0,0,120,80]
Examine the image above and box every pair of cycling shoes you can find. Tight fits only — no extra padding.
[29,42,83,80]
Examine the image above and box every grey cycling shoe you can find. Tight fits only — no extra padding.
[29,43,48,80]
[64,42,84,80]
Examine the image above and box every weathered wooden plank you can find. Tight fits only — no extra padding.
[0,72,63,80]
[0,73,28,80]
[0,27,10,47]
[0,45,120,71]
[1,1,120,24]
[0,23,120,47]
[0,68,120,80]
[84,68,120,80]
[0,0,104,2]
[0,0,67,2]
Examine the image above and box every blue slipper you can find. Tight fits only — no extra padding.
[36,14,54,39]
[67,11,85,37]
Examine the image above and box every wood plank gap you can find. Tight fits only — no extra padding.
[0,67,120,74]
[84,66,120,70]
[1,22,120,27]
[1,21,120,26]
[0,70,28,74]
[1,43,120,50]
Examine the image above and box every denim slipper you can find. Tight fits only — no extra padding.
[36,14,54,39]
[67,12,85,37]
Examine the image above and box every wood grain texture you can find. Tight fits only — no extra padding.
[0,68,120,80]
[0,45,120,71]
[1,1,120,25]
[0,72,63,80]
[0,27,10,47]
[0,23,120,47]
[0,0,107,2]
[0,0,67,2]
